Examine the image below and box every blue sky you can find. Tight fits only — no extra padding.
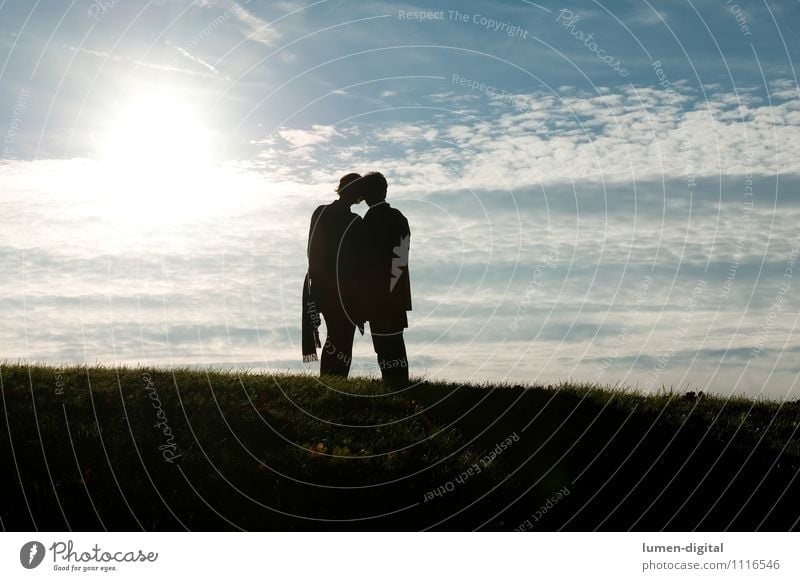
[1,0,800,397]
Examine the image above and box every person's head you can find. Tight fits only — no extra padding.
[335,172,363,205]
[361,171,388,207]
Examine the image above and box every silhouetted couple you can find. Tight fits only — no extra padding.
[302,172,411,385]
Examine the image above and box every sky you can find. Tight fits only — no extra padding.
[1,0,799,398]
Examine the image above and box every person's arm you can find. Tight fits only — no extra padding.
[399,214,411,311]
[307,205,323,262]
[307,205,333,310]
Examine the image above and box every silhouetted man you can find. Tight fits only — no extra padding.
[360,172,411,384]
[305,173,364,377]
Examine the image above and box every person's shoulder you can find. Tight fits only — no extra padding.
[390,207,409,227]
[347,212,363,229]
[312,202,339,220]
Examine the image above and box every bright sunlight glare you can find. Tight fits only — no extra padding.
[102,90,212,169]
[95,86,233,224]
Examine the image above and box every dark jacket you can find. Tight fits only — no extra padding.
[361,202,411,328]
[307,199,363,320]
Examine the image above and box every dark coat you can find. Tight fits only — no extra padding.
[307,199,363,321]
[361,202,411,328]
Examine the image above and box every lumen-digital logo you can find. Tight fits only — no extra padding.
[20,541,46,569]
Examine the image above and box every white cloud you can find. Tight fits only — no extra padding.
[229,1,281,46]
[198,0,280,46]
[64,45,218,78]
[166,41,226,78]
[283,81,800,194]
[278,124,340,147]
[377,123,438,145]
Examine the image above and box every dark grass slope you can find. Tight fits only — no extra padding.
[1,363,799,531]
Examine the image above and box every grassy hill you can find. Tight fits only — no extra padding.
[1,363,798,531]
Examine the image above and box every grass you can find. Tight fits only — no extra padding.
[1,363,799,531]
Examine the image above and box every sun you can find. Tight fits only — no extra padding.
[89,84,265,231]
[102,89,213,171]
[96,86,221,222]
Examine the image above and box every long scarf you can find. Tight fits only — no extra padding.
[301,273,321,362]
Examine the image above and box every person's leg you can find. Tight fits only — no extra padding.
[321,309,356,377]
[370,327,408,384]
[383,331,408,383]
[332,317,356,376]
